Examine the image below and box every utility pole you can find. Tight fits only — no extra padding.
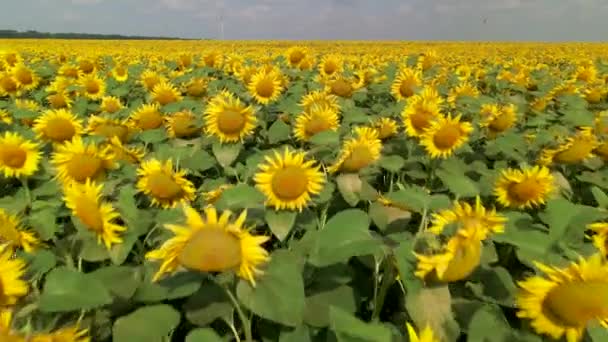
[218,0,225,40]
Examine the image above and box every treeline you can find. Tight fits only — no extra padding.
[0,29,189,40]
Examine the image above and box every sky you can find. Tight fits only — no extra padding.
[1,0,608,41]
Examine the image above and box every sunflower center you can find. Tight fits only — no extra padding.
[489,114,513,133]
[146,171,183,200]
[178,227,243,272]
[330,80,353,98]
[103,101,121,113]
[85,80,100,95]
[66,154,103,182]
[93,123,129,142]
[143,76,159,90]
[0,76,17,93]
[15,68,33,85]
[342,145,375,172]
[79,60,94,74]
[0,145,26,168]
[543,281,608,327]
[271,166,309,200]
[155,90,178,105]
[554,139,596,164]
[187,81,206,97]
[400,81,415,98]
[74,194,104,232]
[304,117,331,136]
[439,239,482,282]
[433,124,462,149]
[255,78,275,98]
[217,110,246,134]
[48,94,68,109]
[324,61,338,75]
[289,51,305,65]
[44,118,76,142]
[509,179,543,203]
[137,110,163,130]
[410,109,434,133]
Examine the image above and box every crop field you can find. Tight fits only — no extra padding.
[1,39,608,341]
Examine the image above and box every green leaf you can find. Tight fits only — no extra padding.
[185,328,223,342]
[309,209,382,267]
[215,184,265,210]
[466,304,513,342]
[116,185,153,236]
[591,186,608,208]
[183,281,232,326]
[39,267,113,312]
[436,168,479,197]
[236,250,305,327]
[369,202,411,231]
[28,207,60,240]
[406,285,459,342]
[25,249,57,279]
[329,306,392,342]
[493,212,551,264]
[309,130,340,146]
[385,186,431,213]
[265,210,297,241]
[180,149,216,172]
[539,199,607,244]
[588,324,608,342]
[79,237,110,262]
[89,266,140,300]
[335,173,362,207]
[113,304,180,342]
[304,285,356,327]
[267,120,291,144]
[280,326,311,342]
[212,142,242,168]
[134,271,203,302]
[378,155,405,173]
[561,107,595,127]
[138,128,167,144]
[109,232,138,266]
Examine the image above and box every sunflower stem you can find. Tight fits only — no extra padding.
[224,285,253,342]
[20,177,31,207]
[372,257,395,321]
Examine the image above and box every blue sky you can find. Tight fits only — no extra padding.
[2,0,607,41]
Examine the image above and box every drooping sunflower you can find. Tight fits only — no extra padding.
[539,127,599,166]
[420,114,473,159]
[107,136,145,164]
[300,90,340,114]
[391,67,422,101]
[325,75,359,98]
[480,103,518,137]
[318,54,343,79]
[204,91,257,143]
[165,110,200,139]
[184,77,208,98]
[402,93,443,138]
[47,91,73,109]
[328,127,383,174]
[51,136,117,184]
[285,46,308,68]
[86,116,134,143]
[494,166,554,209]
[151,80,183,106]
[373,117,399,140]
[10,63,39,91]
[33,108,84,144]
[202,184,233,204]
[0,209,41,252]
[136,159,196,209]
[248,70,283,105]
[293,104,340,142]
[254,148,325,211]
[516,253,608,342]
[0,132,41,178]
[63,180,125,249]
[146,205,270,285]
[428,196,506,239]
[406,323,439,342]
[447,82,480,106]
[139,69,165,92]
[129,103,164,131]
[0,244,28,306]
[100,96,124,114]
[78,74,106,100]
[417,50,438,71]
[30,325,90,342]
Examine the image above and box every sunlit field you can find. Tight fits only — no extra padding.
[2,39,608,341]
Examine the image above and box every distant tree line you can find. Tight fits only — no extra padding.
[0,29,190,40]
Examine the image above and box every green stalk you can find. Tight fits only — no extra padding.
[224,285,253,342]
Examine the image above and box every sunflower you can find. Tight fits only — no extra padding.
[47,91,73,109]
[111,64,128,82]
[539,127,599,166]
[318,54,343,78]
[494,166,554,209]
[107,136,144,164]
[202,51,221,68]
[429,196,505,239]
[402,93,442,138]
[63,180,125,249]
[0,209,41,252]
[420,114,473,159]
[51,136,117,184]
[406,323,439,342]
[139,70,165,92]
[0,244,28,305]
[325,75,358,98]
[30,325,90,342]
[328,127,383,174]
[293,104,340,142]
[531,96,549,112]
[0,132,41,178]
[100,96,124,114]
[373,117,398,140]
[10,63,39,91]
[300,90,340,114]
[136,159,196,208]
[58,64,80,79]
[584,85,606,104]
[204,91,257,142]
[574,64,597,83]
[77,57,97,75]
[0,308,23,342]
[33,109,84,144]
[588,223,608,257]
[151,80,183,106]
[164,110,199,139]
[516,254,608,342]
[417,50,437,71]
[0,109,12,125]
[447,82,480,106]
[286,46,308,68]
[248,70,283,105]
[86,116,133,143]
[0,72,18,97]
[78,74,106,100]
[127,103,162,131]
[202,184,233,204]
[146,205,270,285]
[298,56,315,71]
[184,77,208,98]
[391,67,422,101]
[254,148,325,211]
[480,104,517,137]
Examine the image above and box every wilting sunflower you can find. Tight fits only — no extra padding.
[86,116,134,143]
[402,93,442,138]
[202,184,233,204]
[129,103,164,131]
[139,70,165,92]
[539,127,599,166]
[517,254,608,342]
[373,117,398,140]
[165,110,199,139]
[286,46,308,68]
[0,209,41,252]
[78,74,106,100]
[480,104,518,137]
[100,96,124,114]
[107,136,144,164]
[136,159,196,208]
[447,82,480,106]
[391,67,422,101]
[0,244,28,305]
[146,205,270,285]
[204,91,257,143]
[151,80,183,106]
[420,114,473,159]
[588,223,608,257]
[495,166,554,209]
[293,104,340,142]
[63,180,125,249]
[254,148,325,211]
[0,132,41,178]
[328,127,383,174]
[300,90,340,114]
[47,91,73,109]
[318,54,343,78]
[51,136,117,184]
[248,70,283,105]
[30,325,90,342]
[11,63,39,91]
[429,196,506,239]
[406,323,439,342]
[33,109,83,144]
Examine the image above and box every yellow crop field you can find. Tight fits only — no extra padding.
[1,39,608,341]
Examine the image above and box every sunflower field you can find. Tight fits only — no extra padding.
[1,39,608,342]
